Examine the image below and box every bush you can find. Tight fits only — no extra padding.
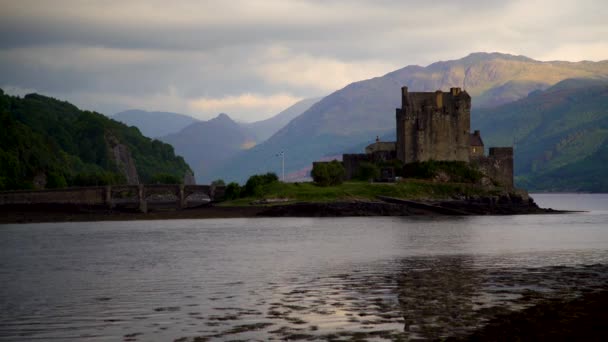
[71,171,124,186]
[150,172,181,184]
[403,160,482,183]
[355,162,380,181]
[378,159,404,177]
[46,171,68,188]
[311,160,345,186]
[244,172,279,196]
[224,182,242,200]
[211,179,226,186]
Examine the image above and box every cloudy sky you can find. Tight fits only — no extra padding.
[1,0,606,121]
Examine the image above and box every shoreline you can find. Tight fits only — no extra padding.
[0,198,569,224]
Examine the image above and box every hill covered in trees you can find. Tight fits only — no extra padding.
[474,79,608,192]
[0,89,192,190]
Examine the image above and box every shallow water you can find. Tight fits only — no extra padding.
[1,193,607,341]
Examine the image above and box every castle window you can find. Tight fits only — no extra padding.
[473,147,477,153]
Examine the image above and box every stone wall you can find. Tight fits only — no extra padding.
[0,184,226,212]
[469,130,485,159]
[342,154,371,180]
[472,147,514,188]
[0,187,107,205]
[396,87,471,164]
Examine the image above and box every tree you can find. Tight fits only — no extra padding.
[355,162,380,181]
[149,172,181,184]
[211,179,226,186]
[244,172,278,196]
[224,182,242,200]
[311,160,345,186]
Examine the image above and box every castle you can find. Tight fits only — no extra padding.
[340,86,514,187]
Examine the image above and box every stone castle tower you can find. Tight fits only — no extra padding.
[331,85,514,188]
[396,86,471,163]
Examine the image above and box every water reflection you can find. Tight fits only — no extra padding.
[1,205,608,341]
[147,253,608,341]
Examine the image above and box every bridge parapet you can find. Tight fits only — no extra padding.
[0,184,226,213]
[0,186,107,206]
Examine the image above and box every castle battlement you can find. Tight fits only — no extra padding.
[396,86,471,163]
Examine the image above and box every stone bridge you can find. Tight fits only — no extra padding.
[0,184,226,213]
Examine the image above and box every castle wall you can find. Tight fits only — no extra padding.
[469,130,485,159]
[396,87,471,164]
[470,146,484,158]
[472,147,514,188]
[342,154,371,180]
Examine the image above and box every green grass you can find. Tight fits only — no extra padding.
[219,180,503,206]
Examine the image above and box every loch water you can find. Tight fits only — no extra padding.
[1,193,608,341]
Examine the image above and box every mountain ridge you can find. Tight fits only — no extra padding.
[113,109,199,138]
[160,113,256,183]
[214,52,608,183]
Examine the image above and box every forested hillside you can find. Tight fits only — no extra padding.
[0,90,192,190]
[473,79,608,192]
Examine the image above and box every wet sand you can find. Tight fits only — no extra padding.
[455,290,608,341]
[161,261,608,341]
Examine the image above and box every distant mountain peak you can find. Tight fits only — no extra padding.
[112,109,198,138]
[461,52,535,62]
[214,113,232,121]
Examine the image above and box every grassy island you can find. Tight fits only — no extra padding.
[219,179,506,207]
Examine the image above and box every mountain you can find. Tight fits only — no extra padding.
[473,78,608,192]
[113,109,198,137]
[214,52,608,183]
[160,113,256,183]
[0,90,192,190]
[242,98,321,142]
[114,99,317,142]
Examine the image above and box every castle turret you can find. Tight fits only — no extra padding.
[396,86,471,163]
[401,86,409,108]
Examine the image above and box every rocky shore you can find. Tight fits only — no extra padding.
[0,192,566,224]
[451,290,608,341]
[258,192,564,217]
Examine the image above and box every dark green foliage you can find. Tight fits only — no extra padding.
[244,172,279,196]
[403,160,483,183]
[211,179,226,186]
[150,173,181,184]
[70,171,124,187]
[473,79,608,191]
[378,159,404,177]
[355,162,380,181]
[311,160,345,186]
[0,90,192,190]
[46,171,68,188]
[517,136,608,192]
[224,182,242,200]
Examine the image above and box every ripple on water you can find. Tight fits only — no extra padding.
[2,213,608,341]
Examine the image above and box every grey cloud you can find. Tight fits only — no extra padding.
[0,0,606,120]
